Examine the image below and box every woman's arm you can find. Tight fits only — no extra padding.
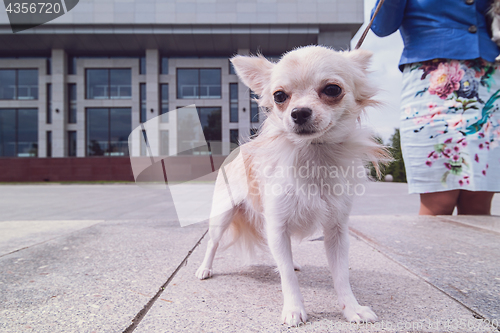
[370,0,407,37]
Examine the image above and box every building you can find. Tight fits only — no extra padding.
[0,0,363,181]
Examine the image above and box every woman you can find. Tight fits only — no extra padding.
[371,0,499,215]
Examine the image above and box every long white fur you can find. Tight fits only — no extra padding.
[196,45,387,326]
[490,0,500,61]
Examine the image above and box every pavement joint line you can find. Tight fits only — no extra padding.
[122,228,209,333]
[0,220,106,258]
[348,226,499,331]
[436,215,500,236]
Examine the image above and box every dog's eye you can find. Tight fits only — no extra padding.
[323,84,342,97]
[273,91,288,104]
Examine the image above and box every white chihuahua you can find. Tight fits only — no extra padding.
[196,45,387,326]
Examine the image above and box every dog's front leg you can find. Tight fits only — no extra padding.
[323,221,377,323]
[266,222,307,326]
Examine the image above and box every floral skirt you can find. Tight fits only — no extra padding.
[400,59,500,194]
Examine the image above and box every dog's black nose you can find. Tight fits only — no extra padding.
[291,108,312,125]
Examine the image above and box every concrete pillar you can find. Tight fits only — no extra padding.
[51,49,67,157]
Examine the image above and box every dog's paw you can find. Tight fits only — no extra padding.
[195,266,212,280]
[343,305,377,323]
[282,304,307,327]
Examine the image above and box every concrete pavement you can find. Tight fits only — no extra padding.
[0,182,499,332]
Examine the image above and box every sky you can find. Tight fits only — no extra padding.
[351,0,405,143]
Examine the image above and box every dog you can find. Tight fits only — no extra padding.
[490,0,500,61]
[195,45,387,326]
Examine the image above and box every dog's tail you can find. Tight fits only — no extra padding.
[218,208,267,264]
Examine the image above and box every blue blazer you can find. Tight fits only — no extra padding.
[370,0,500,70]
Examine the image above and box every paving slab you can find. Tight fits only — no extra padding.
[135,230,497,332]
[1,183,499,333]
[0,184,176,221]
[0,220,103,257]
[0,219,207,333]
[349,215,500,324]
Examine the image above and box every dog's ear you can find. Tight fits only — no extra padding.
[230,55,274,95]
[345,49,373,72]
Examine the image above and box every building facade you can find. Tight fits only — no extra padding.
[0,0,363,180]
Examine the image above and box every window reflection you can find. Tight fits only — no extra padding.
[250,90,259,123]
[160,84,169,122]
[86,108,131,157]
[177,107,222,155]
[68,131,77,157]
[177,68,221,99]
[86,69,131,100]
[230,83,238,122]
[0,69,38,100]
[18,69,38,100]
[0,108,38,157]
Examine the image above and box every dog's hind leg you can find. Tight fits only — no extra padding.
[323,219,377,323]
[195,208,235,280]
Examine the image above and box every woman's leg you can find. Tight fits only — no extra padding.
[419,190,460,215]
[456,191,494,215]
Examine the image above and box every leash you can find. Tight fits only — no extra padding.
[354,0,385,50]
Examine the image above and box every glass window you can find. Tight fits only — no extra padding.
[160,130,169,156]
[0,109,16,156]
[86,69,108,100]
[68,56,77,75]
[110,69,131,99]
[0,69,38,100]
[230,83,238,123]
[46,83,52,124]
[177,68,221,99]
[250,128,258,137]
[176,107,222,155]
[46,58,51,75]
[140,130,148,156]
[177,69,198,99]
[0,70,15,100]
[86,69,131,100]
[17,109,38,157]
[161,57,168,74]
[87,108,109,156]
[160,84,169,123]
[86,108,131,157]
[229,61,236,75]
[68,84,77,124]
[18,69,38,100]
[0,108,38,157]
[46,131,52,158]
[140,83,146,123]
[198,107,222,142]
[139,56,146,75]
[200,69,221,99]
[110,108,131,156]
[250,90,259,123]
[230,129,239,150]
[68,131,77,157]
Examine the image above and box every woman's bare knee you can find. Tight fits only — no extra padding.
[457,191,494,215]
[419,190,460,215]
